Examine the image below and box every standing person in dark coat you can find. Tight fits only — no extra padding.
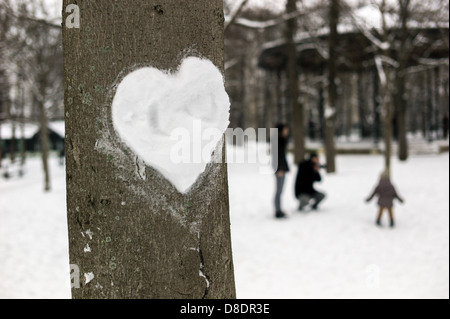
[272,124,290,219]
[295,153,326,211]
[366,170,404,227]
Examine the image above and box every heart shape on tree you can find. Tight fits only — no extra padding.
[112,57,230,193]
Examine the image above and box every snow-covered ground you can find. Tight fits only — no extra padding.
[0,147,449,299]
[229,145,449,299]
[0,156,69,299]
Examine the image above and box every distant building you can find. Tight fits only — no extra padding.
[0,121,65,158]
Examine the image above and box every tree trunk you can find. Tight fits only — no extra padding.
[442,66,450,140]
[63,0,235,299]
[378,62,394,173]
[8,91,16,164]
[434,67,441,139]
[395,74,408,158]
[395,0,411,161]
[276,70,284,123]
[0,122,2,168]
[19,77,26,166]
[324,0,339,173]
[426,68,434,142]
[285,0,305,163]
[379,0,394,174]
[37,94,50,192]
[373,70,381,144]
[383,79,393,173]
[0,69,8,169]
[318,69,325,141]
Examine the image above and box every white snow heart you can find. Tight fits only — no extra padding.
[111,57,230,193]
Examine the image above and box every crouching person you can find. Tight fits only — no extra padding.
[295,153,326,211]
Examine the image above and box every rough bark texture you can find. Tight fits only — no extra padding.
[63,0,235,299]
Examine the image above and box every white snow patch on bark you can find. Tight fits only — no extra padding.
[84,229,93,240]
[83,244,91,253]
[111,57,230,193]
[84,272,94,285]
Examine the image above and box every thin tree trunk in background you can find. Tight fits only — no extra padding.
[318,68,325,141]
[0,2,8,170]
[434,67,441,139]
[324,0,339,173]
[19,76,26,166]
[285,0,305,163]
[377,58,393,173]
[395,0,410,161]
[9,119,16,163]
[0,124,2,168]
[426,68,434,141]
[373,70,381,145]
[0,120,2,168]
[379,0,394,174]
[276,71,283,123]
[442,66,449,140]
[383,83,393,173]
[420,72,427,139]
[63,0,235,299]
[9,84,16,164]
[37,94,50,191]
[0,69,8,169]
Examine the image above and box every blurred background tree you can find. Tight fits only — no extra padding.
[0,0,62,190]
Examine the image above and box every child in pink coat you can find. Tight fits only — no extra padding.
[366,171,404,227]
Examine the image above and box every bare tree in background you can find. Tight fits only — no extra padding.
[0,0,63,189]
[324,0,340,173]
[377,0,395,174]
[286,0,305,163]
[0,0,12,168]
[394,0,411,161]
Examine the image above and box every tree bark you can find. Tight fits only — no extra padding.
[63,0,235,299]
[285,0,305,163]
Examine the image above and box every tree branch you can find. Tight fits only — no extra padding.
[7,11,61,29]
[231,11,304,30]
[224,0,249,31]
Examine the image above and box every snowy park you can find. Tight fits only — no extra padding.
[1,0,449,301]
[229,145,449,299]
[0,145,448,299]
